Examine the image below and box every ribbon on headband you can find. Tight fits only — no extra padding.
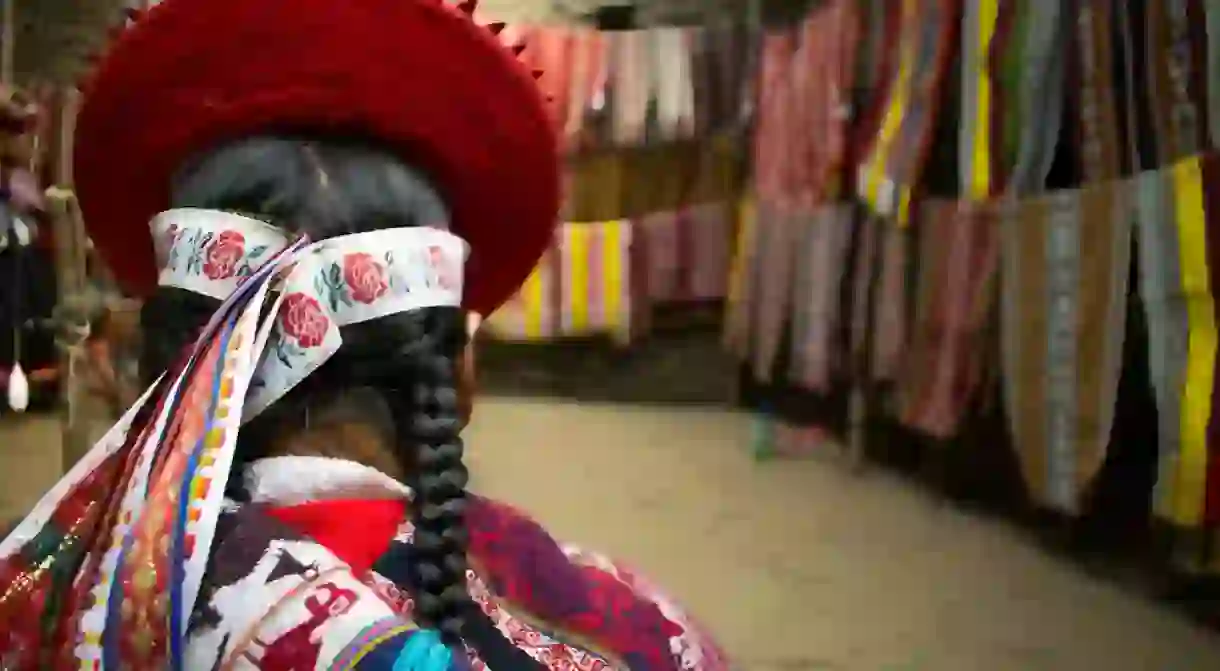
[0,209,467,668]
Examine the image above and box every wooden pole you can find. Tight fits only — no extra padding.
[1,0,13,86]
[46,89,95,470]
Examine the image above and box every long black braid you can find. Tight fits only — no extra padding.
[138,136,479,648]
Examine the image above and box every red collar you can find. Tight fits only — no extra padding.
[263,498,407,574]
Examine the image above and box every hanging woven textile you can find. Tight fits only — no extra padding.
[855,0,961,227]
[724,196,756,357]
[610,30,651,147]
[787,204,853,392]
[895,200,1000,439]
[692,23,751,137]
[752,33,797,204]
[1000,184,1131,514]
[1209,3,1220,148]
[959,0,1068,198]
[649,28,696,142]
[748,203,799,381]
[869,218,911,383]
[1134,152,1220,545]
[851,0,903,165]
[793,0,858,204]
[637,202,732,306]
[847,213,878,377]
[683,201,732,302]
[1069,0,1129,180]
[563,28,610,148]
[482,243,562,341]
[557,219,634,341]
[1127,0,1213,167]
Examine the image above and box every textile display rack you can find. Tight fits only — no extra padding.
[728,0,1220,601]
[475,13,755,404]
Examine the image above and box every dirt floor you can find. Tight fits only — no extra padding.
[3,398,1220,670]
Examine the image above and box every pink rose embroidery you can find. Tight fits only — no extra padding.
[280,292,329,348]
[343,252,389,304]
[427,245,457,290]
[203,230,246,280]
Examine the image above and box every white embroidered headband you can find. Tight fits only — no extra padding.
[151,207,468,418]
[152,208,293,299]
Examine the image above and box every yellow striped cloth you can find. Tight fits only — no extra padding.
[483,220,634,342]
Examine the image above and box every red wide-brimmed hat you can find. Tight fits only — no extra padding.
[73,0,559,316]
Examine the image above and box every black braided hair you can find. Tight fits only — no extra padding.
[140,136,474,646]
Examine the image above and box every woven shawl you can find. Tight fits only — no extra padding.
[1000,183,1131,513]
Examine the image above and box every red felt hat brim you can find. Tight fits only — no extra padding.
[73,0,559,317]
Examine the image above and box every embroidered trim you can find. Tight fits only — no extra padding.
[464,555,627,669]
[329,619,419,670]
[220,565,351,670]
[152,208,292,299]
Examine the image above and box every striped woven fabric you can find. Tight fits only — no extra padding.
[1069,0,1128,180]
[691,23,752,137]
[787,204,853,392]
[851,0,903,169]
[793,0,858,204]
[1134,152,1220,540]
[959,0,1067,198]
[896,200,1001,439]
[650,28,697,141]
[563,29,609,147]
[752,34,798,204]
[855,0,961,227]
[870,219,910,383]
[636,202,732,306]
[610,30,652,147]
[723,196,756,357]
[556,220,634,341]
[482,239,562,341]
[1130,0,1213,167]
[847,212,878,377]
[749,202,799,381]
[1000,183,1131,514]
[482,220,635,342]
[1210,3,1220,149]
